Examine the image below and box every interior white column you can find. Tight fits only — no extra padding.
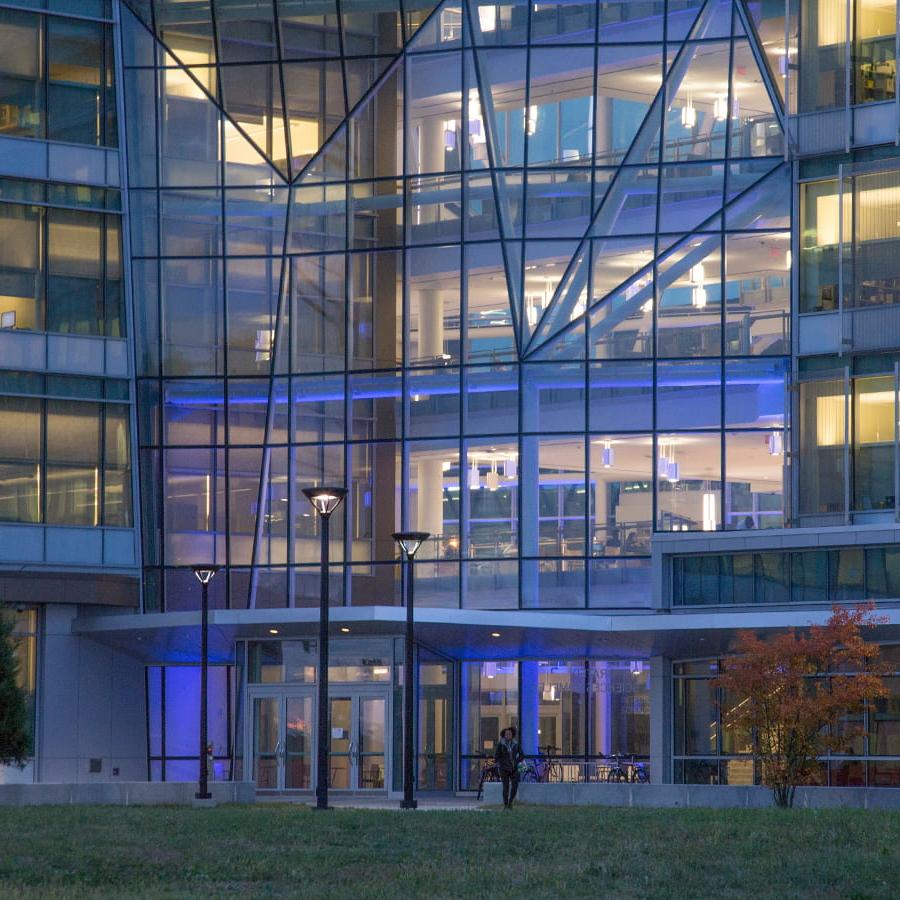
[650,656,673,784]
[417,289,445,360]
[421,116,449,173]
[417,457,445,538]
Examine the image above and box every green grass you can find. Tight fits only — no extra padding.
[0,805,897,898]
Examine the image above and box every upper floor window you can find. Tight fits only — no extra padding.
[0,8,117,148]
[800,0,898,111]
[0,385,131,528]
[0,197,123,336]
[800,170,900,313]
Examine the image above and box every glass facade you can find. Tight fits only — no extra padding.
[9,608,37,749]
[799,0,898,111]
[672,544,900,606]
[800,169,900,314]
[146,663,235,781]
[674,651,900,787]
[796,356,900,521]
[0,6,117,146]
[122,0,791,613]
[7,0,900,795]
[460,658,649,788]
[0,181,123,337]
[0,376,131,527]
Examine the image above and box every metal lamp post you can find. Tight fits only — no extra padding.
[192,564,220,801]
[303,485,347,811]
[393,531,430,810]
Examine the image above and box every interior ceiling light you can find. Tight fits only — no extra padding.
[601,440,614,468]
[692,286,707,309]
[443,119,457,152]
[690,263,706,309]
[702,491,717,531]
[478,5,497,31]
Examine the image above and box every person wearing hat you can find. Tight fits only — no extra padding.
[494,726,525,809]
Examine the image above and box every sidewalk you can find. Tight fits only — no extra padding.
[257,794,487,811]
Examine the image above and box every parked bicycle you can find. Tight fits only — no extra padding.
[476,754,500,800]
[520,745,563,783]
[632,757,650,784]
[606,752,630,783]
[605,753,650,784]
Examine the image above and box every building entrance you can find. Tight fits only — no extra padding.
[249,686,391,794]
[251,690,315,792]
[328,691,388,791]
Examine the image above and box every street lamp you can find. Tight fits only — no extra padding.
[192,564,220,801]
[303,485,347,811]
[393,530,430,810]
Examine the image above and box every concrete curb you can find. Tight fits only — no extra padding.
[0,781,256,807]
[482,782,900,809]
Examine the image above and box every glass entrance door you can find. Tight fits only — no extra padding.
[329,692,388,791]
[251,691,313,792]
[284,695,313,790]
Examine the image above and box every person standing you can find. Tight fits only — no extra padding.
[495,726,524,809]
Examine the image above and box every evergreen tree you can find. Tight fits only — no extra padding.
[0,606,30,768]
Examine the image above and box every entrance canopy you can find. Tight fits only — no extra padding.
[74,605,900,664]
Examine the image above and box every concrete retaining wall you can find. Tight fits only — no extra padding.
[482,782,900,809]
[0,781,256,807]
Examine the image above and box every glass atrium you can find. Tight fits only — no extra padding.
[122,0,791,614]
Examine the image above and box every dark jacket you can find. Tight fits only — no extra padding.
[494,738,524,776]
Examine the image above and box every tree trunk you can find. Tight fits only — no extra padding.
[773,783,795,808]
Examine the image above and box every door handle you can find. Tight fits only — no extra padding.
[275,740,284,762]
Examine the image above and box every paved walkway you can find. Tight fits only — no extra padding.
[257,794,487,811]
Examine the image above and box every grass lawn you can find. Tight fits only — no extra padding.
[0,805,898,899]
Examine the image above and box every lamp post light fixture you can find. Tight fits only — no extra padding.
[192,564,220,801]
[393,530,430,810]
[302,485,347,811]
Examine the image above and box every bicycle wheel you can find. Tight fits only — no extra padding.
[476,771,487,800]
[606,768,627,783]
[477,765,497,800]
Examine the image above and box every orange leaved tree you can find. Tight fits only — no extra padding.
[713,604,888,808]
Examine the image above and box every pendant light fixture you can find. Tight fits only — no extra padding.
[601,440,614,468]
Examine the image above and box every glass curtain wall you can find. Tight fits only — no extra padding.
[798,357,900,521]
[674,650,900,786]
[0,182,123,336]
[123,0,791,612]
[672,543,900,606]
[799,0,897,110]
[801,169,900,313]
[147,664,234,781]
[418,656,454,790]
[2,609,38,770]
[0,377,131,527]
[0,6,117,146]
[460,659,650,789]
